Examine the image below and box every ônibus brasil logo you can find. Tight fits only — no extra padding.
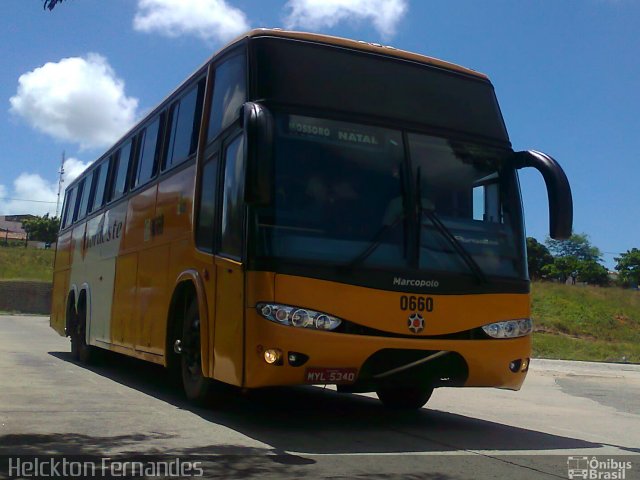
[567,456,633,479]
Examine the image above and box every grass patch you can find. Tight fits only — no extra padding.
[0,246,55,281]
[531,281,640,363]
[533,333,640,363]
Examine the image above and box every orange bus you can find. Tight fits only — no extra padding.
[51,29,572,409]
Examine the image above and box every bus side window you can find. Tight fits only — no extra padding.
[61,187,77,229]
[220,136,245,258]
[473,182,501,223]
[59,193,68,230]
[165,80,205,170]
[110,141,132,201]
[77,173,93,220]
[207,54,246,141]
[71,181,85,224]
[90,160,109,213]
[134,117,161,188]
[195,153,219,252]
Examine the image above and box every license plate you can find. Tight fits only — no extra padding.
[305,367,358,384]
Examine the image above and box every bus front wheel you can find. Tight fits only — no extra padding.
[181,298,214,404]
[376,386,434,410]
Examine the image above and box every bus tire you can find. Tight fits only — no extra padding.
[72,300,96,364]
[181,298,214,405]
[67,298,80,360]
[376,386,434,410]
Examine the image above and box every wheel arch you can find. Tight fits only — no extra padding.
[64,285,79,337]
[165,270,210,376]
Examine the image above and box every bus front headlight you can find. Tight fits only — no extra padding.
[257,303,342,331]
[482,319,532,338]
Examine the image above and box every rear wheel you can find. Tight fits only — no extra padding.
[181,298,214,405]
[69,302,79,360]
[71,301,96,364]
[376,386,434,410]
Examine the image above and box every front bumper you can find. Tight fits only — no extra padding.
[243,309,531,391]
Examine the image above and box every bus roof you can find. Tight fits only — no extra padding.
[236,28,488,80]
[63,29,490,193]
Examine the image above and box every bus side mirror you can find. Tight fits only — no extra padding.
[243,102,274,205]
[513,150,573,240]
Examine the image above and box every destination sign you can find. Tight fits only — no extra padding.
[287,115,382,148]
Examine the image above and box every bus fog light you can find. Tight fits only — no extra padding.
[264,349,282,365]
[509,359,522,373]
[521,358,530,372]
[482,319,532,338]
[287,351,309,367]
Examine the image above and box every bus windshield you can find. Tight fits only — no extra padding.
[254,113,526,280]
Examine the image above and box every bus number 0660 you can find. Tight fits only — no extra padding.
[400,296,434,312]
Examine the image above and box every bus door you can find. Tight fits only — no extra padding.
[212,134,246,386]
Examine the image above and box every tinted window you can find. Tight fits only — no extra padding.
[111,142,132,201]
[59,195,68,230]
[254,114,405,268]
[61,187,76,229]
[220,136,245,257]
[90,160,109,213]
[195,153,218,252]
[135,118,161,187]
[77,175,92,220]
[72,181,85,223]
[409,133,525,278]
[166,81,204,169]
[208,55,246,140]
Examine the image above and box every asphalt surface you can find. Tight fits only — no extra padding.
[0,314,638,479]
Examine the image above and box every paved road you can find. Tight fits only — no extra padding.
[0,315,638,479]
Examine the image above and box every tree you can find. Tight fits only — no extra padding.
[541,257,609,286]
[546,233,602,262]
[541,256,579,284]
[22,214,60,244]
[615,248,640,287]
[577,258,610,286]
[541,233,609,286]
[526,237,553,280]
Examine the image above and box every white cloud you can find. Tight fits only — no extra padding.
[0,158,91,217]
[133,0,250,43]
[284,0,408,39]
[9,54,138,150]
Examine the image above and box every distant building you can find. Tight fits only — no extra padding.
[0,214,34,241]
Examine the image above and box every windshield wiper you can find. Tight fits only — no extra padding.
[415,166,486,284]
[342,210,406,270]
[342,166,487,284]
[421,210,487,284]
[343,162,409,270]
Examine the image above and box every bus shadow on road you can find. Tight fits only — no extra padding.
[49,350,637,457]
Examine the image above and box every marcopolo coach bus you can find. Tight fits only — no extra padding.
[51,29,572,409]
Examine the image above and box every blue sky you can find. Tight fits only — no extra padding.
[0,0,638,267]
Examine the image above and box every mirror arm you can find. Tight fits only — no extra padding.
[513,150,573,240]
